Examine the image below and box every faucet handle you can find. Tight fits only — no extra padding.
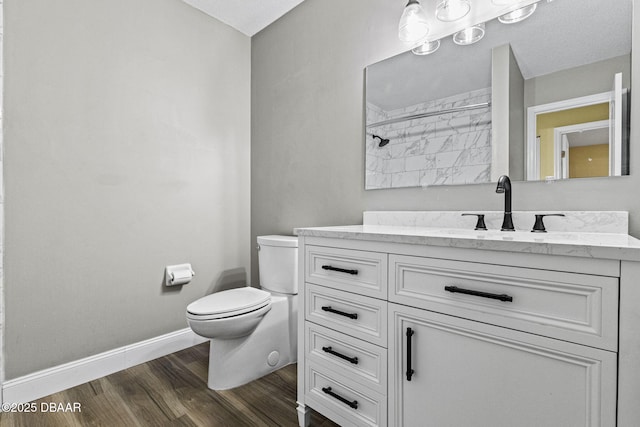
[462,213,487,231]
[532,214,565,233]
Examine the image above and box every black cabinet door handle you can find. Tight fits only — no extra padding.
[322,265,358,275]
[321,306,358,320]
[406,327,415,381]
[444,285,513,302]
[322,346,359,364]
[321,387,358,409]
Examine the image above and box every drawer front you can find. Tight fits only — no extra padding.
[306,322,387,395]
[390,254,619,351]
[306,245,387,299]
[306,284,388,347]
[305,362,387,427]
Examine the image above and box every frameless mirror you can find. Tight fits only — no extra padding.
[365,0,632,189]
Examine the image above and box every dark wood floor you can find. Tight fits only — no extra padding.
[0,343,338,427]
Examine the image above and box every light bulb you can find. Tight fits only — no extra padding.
[398,0,430,43]
[412,39,441,55]
[498,4,537,24]
[436,0,470,22]
[453,23,486,45]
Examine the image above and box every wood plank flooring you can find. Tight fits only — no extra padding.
[0,343,339,427]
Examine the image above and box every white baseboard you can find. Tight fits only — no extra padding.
[2,328,207,404]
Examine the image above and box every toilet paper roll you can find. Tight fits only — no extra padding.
[170,269,193,286]
[165,263,195,286]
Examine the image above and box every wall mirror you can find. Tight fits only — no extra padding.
[365,0,632,189]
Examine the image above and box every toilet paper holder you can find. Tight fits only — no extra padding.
[165,263,195,286]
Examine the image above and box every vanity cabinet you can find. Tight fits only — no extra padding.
[296,235,628,427]
[388,254,618,426]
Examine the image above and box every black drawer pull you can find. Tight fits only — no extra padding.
[322,346,359,364]
[321,306,358,319]
[406,327,415,381]
[322,265,358,275]
[444,285,513,302]
[321,387,358,409]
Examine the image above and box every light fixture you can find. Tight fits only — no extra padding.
[498,3,537,24]
[412,39,441,55]
[436,0,470,22]
[453,23,485,45]
[398,0,430,43]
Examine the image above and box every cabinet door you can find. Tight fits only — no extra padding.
[389,303,617,427]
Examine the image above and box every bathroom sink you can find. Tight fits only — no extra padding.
[438,228,568,240]
[294,211,640,260]
[427,227,625,245]
[353,224,637,248]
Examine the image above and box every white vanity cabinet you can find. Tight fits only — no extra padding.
[296,232,639,427]
[388,254,619,427]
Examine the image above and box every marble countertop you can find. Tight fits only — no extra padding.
[295,224,640,262]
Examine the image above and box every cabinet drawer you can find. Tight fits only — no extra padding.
[305,322,387,395]
[305,362,387,427]
[306,245,387,299]
[306,284,387,347]
[390,254,619,351]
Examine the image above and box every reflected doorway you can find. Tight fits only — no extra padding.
[526,72,628,180]
[555,121,610,179]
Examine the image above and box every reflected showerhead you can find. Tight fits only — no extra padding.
[372,134,390,147]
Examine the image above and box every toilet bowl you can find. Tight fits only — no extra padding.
[186,235,298,390]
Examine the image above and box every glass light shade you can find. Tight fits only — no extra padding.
[412,39,441,55]
[498,4,537,23]
[436,0,470,22]
[398,0,430,43]
[452,23,485,45]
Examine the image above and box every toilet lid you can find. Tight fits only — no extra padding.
[187,287,271,318]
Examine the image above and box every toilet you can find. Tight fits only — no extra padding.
[186,235,298,390]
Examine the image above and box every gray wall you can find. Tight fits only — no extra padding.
[491,44,512,180]
[509,46,525,181]
[4,0,251,379]
[524,54,631,109]
[251,0,640,286]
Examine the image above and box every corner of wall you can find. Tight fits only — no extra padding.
[1,0,5,404]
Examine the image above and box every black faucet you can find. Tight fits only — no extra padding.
[496,175,515,231]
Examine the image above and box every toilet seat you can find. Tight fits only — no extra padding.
[186,287,271,321]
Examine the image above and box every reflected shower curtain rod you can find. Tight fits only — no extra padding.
[366,101,491,128]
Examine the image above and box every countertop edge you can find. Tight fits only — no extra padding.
[294,226,640,262]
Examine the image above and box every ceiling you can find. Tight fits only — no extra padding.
[181,0,305,36]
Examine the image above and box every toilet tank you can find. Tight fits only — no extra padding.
[257,235,298,294]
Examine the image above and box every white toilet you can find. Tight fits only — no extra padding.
[186,235,298,390]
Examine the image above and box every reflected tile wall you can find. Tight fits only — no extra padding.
[366,87,492,189]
